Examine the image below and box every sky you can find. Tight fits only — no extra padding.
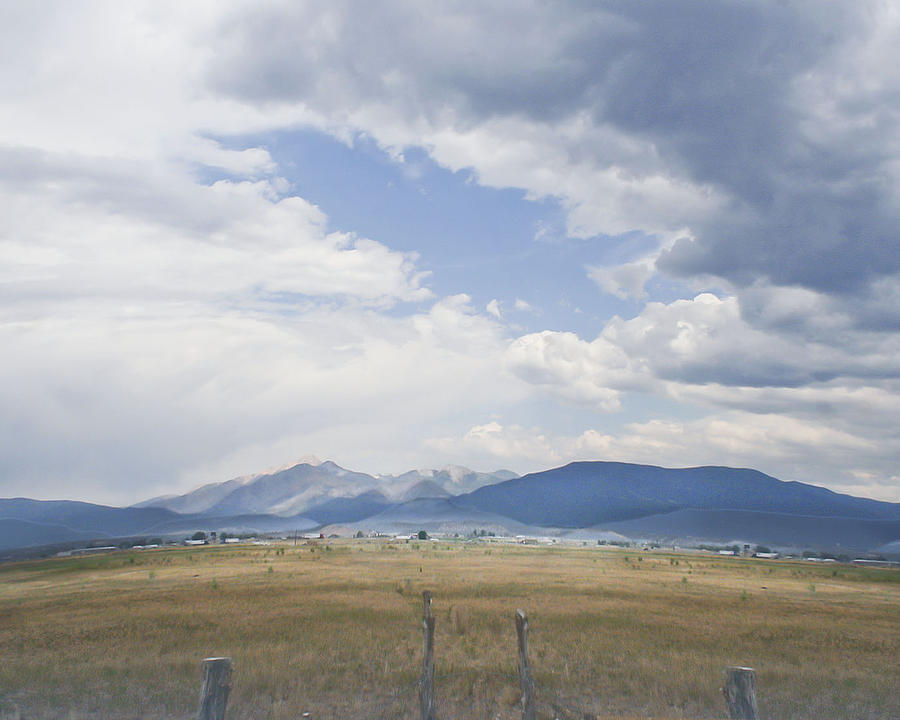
[2,1,899,506]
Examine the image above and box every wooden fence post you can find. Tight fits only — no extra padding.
[197,657,232,720]
[515,609,535,720]
[724,666,760,720]
[420,590,436,720]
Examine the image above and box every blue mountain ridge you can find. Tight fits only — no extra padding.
[3,461,899,554]
[453,461,900,527]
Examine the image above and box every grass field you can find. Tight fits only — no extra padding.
[0,540,897,720]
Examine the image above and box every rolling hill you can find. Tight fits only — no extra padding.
[454,461,900,526]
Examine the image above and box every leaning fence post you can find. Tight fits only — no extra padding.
[515,609,535,720]
[420,590,436,720]
[197,657,232,720]
[723,666,760,720]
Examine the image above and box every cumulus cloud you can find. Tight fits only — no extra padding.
[0,152,430,308]
[506,331,630,411]
[504,291,900,497]
[427,422,562,469]
[509,293,900,401]
[588,259,654,300]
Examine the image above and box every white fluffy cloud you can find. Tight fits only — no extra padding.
[0,159,429,308]
[0,293,522,503]
[503,291,900,498]
[509,293,900,400]
[505,331,631,411]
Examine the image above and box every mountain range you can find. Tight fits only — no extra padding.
[2,460,899,557]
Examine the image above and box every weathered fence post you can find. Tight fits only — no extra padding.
[197,657,232,720]
[723,666,760,720]
[420,590,436,720]
[515,609,535,720]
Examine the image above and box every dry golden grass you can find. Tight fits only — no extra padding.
[0,540,897,719]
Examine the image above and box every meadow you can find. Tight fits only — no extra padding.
[0,539,897,720]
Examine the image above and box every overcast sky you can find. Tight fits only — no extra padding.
[2,1,899,505]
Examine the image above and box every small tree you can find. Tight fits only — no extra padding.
[417,530,428,540]
[191,531,208,542]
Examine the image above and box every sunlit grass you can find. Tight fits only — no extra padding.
[0,541,897,719]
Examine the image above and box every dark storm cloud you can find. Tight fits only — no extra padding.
[208,0,899,300]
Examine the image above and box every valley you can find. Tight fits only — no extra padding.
[0,540,896,719]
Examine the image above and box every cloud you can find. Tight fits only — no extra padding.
[200,0,900,319]
[588,259,654,300]
[513,298,534,313]
[428,422,562,468]
[0,293,521,504]
[1,2,898,504]
[0,150,430,308]
[506,330,630,411]
[186,138,276,177]
[509,293,900,401]
[7,3,897,311]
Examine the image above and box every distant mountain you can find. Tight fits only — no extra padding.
[597,509,900,552]
[0,518,99,551]
[455,462,900,527]
[131,475,255,514]
[0,498,317,552]
[303,490,393,525]
[206,461,379,516]
[0,461,517,553]
[137,461,515,517]
[5,460,899,555]
[0,499,188,537]
[380,466,518,498]
[147,512,317,536]
[337,497,534,537]
[397,479,451,501]
[0,499,191,550]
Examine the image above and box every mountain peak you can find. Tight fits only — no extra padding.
[441,465,473,483]
[317,460,346,475]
